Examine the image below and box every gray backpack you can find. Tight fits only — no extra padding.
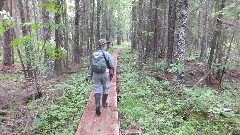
[91,51,107,73]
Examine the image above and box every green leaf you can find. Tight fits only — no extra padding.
[38,3,47,8]
[11,38,23,46]
[23,35,32,43]
[57,23,65,29]
[0,24,5,34]
[30,23,40,30]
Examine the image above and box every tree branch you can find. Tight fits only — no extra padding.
[217,18,240,29]
[191,68,213,89]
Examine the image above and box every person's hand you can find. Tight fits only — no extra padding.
[110,76,113,81]
[109,73,114,81]
[85,75,92,82]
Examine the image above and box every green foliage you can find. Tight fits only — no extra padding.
[155,61,167,71]
[32,72,92,134]
[45,43,67,60]
[167,62,185,73]
[0,16,13,35]
[118,44,240,134]
[10,26,66,72]
[183,87,218,113]
[142,31,155,37]
[188,52,200,60]
[0,11,20,36]
[39,0,66,14]
[39,1,55,12]
[0,4,66,74]
[0,23,5,35]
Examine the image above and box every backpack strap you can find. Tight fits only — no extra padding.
[102,51,111,69]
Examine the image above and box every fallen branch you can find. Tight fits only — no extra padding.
[191,69,213,89]
[217,18,240,29]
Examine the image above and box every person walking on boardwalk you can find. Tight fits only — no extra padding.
[89,39,115,116]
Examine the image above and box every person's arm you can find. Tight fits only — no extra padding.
[89,65,93,76]
[89,55,93,76]
[107,52,115,72]
[85,65,93,81]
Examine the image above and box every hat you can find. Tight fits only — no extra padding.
[98,39,111,47]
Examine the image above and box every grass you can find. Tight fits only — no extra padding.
[118,43,240,134]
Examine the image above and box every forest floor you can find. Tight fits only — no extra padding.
[0,44,240,134]
[0,60,89,134]
[116,45,240,134]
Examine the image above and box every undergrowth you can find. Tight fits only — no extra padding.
[118,44,240,134]
[31,71,92,134]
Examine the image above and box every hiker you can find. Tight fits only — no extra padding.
[89,39,115,116]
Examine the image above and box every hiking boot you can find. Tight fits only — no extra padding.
[102,94,108,108]
[95,93,101,116]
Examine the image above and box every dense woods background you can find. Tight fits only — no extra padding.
[0,0,239,84]
[0,0,240,134]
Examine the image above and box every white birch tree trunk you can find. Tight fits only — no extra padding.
[175,0,188,83]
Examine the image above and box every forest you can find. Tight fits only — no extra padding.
[0,0,240,134]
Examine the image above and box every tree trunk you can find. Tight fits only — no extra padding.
[117,28,121,45]
[219,20,238,89]
[41,0,54,79]
[79,0,85,56]
[145,0,153,59]
[138,0,144,70]
[153,0,160,64]
[89,0,95,65]
[2,0,13,66]
[25,0,34,77]
[54,0,63,75]
[0,0,6,11]
[131,0,137,52]
[86,0,90,53]
[13,0,27,77]
[10,0,14,64]
[160,0,167,56]
[63,0,69,68]
[206,0,226,84]
[166,0,177,68]
[18,0,33,78]
[200,0,209,59]
[105,8,110,42]
[2,24,13,66]
[31,0,40,40]
[197,10,201,51]
[73,0,81,63]
[96,0,101,42]
[175,0,188,83]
